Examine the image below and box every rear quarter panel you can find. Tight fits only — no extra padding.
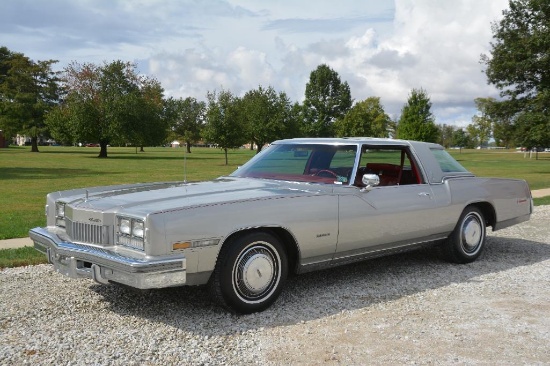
[444,177,532,227]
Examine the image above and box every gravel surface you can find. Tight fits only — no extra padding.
[1,206,549,365]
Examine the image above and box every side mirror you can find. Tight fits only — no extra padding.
[362,174,380,188]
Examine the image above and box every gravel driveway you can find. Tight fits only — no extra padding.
[1,206,549,365]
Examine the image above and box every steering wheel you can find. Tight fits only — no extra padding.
[314,169,338,178]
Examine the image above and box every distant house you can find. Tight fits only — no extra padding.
[171,140,181,148]
[15,134,48,146]
[15,134,33,146]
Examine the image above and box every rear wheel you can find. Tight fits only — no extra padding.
[442,207,486,264]
[208,232,288,314]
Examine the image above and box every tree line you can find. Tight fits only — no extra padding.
[1,0,548,160]
[0,53,432,161]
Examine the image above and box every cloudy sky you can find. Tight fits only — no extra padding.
[1,0,509,127]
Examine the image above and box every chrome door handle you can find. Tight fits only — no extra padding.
[418,192,431,197]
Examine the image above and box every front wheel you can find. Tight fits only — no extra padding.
[442,207,486,264]
[208,232,288,314]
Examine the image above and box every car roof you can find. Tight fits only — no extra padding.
[272,137,443,149]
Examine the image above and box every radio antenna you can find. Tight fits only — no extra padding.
[183,142,187,184]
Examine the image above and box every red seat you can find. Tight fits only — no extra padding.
[366,163,400,186]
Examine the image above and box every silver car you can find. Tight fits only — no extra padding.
[30,138,532,313]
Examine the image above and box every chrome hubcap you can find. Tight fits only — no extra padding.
[233,243,279,302]
[461,214,483,253]
[242,253,274,294]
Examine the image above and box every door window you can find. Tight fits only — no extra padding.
[354,146,423,187]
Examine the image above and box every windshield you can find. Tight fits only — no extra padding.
[230,143,358,184]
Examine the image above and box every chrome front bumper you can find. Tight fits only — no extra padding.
[29,227,187,289]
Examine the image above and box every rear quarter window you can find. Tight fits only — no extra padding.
[430,149,469,173]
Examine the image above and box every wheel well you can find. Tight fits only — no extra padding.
[222,227,299,273]
[468,202,496,229]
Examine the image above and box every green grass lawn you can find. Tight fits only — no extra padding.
[1,146,549,240]
[0,246,48,268]
[533,196,550,206]
[448,149,550,190]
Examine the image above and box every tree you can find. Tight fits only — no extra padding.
[241,86,294,153]
[203,90,247,165]
[470,97,495,147]
[397,88,439,142]
[140,79,169,149]
[451,128,473,150]
[437,124,456,148]
[482,0,550,148]
[466,124,482,148]
[47,61,165,157]
[469,97,516,148]
[514,91,550,157]
[288,102,306,138]
[492,112,516,148]
[123,77,168,152]
[43,103,73,145]
[484,98,517,148]
[0,46,60,152]
[166,97,205,153]
[334,97,391,138]
[302,64,352,137]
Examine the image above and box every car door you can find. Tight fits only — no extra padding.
[334,145,448,259]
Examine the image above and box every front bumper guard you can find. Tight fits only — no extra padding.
[29,227,186,289]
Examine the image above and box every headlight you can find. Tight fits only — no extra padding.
[132,221,144,238]
[55,202,66,228]
[119,218,131,235]
[56,202,65,217]
[117,216,145,251]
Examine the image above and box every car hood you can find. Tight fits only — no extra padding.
[61,177,331,216]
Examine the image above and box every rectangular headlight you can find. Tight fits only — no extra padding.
[55,202,66,228]
[132,221,144,238]
[119,218,131,235]
[56,202,65,217]
[116,216,145,251]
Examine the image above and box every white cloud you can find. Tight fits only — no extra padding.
[294,0,510,125]
[226,47,275,91]
[2,0,511,126]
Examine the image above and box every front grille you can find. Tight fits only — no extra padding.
[66,218,110,245]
